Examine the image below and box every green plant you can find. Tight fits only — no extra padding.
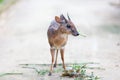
[20,63,101,79]
[38,69,49,76]
[0,0,3,3]
[22,66,49,76]
[78,31,86,37]
[0,72,23,77]
[86,72,100,80]
[54,68,63,73]
[65,63,101,80]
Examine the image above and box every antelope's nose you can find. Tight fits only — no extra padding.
[76,33,79,36]
[74,33,79,36]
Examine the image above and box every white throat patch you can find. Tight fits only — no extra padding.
[61,34,68,38]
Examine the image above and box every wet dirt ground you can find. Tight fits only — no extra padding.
[0,0,120,80]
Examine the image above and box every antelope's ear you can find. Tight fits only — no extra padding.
[55,16,61,23]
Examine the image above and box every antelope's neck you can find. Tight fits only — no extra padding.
[56,28,68,38]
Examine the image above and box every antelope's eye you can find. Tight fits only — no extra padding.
[67,25,71,28]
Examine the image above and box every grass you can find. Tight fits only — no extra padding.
[0,72,23,77]
[20,62,103,80]
[62,63,102,80]
[0,0,18,14]
[78,30,87,37]
[0,0,4,3]
[0,63,103,80]
[22,66,49,76]
[21,65,63,76]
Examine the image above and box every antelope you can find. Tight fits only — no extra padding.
[47,14,79,76]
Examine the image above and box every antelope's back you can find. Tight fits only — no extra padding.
[47,20,60,37]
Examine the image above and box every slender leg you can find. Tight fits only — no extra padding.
[49,48,55,76]
[60,48,66,70]
[54,49,58,67]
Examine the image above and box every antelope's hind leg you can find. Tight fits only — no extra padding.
[54,49,58,67]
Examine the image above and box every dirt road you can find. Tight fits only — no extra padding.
[0,0,120,80]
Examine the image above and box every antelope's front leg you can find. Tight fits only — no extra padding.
[49,48,55,76]
[60,48,66,70]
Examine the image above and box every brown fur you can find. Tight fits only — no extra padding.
[47,14,79,76]
[47,26,68,49]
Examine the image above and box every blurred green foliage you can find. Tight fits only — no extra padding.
[0,0,4,3]
[101,24,120,34]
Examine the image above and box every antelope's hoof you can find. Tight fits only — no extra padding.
[48,72,52,76]
[54,64,57,68]
[63,66,66,70]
